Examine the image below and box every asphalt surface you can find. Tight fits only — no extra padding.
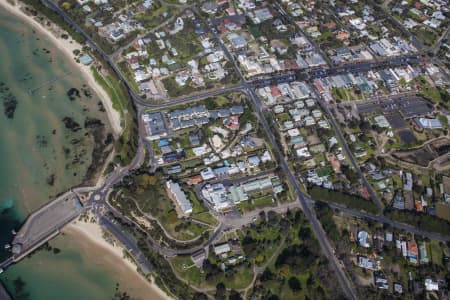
[2,2,448,296]
[311,87,384,212]
[99,216,152,275]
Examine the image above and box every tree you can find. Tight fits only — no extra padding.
[215,283,226,300]
[229,290,242,300]
[288,276,302,292]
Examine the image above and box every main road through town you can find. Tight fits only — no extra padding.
[1,2,448,299]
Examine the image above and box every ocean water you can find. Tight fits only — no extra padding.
[0,9,127,300]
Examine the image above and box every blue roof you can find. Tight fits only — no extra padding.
[80,54,93,65]
[159,139,169,147]
[195,28,205,34]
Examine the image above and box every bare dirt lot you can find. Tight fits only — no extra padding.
[391,137,450,166]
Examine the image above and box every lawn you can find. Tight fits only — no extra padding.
[171,257,254,290]
[429,240,443,267]
[90,65,138,165]
[121,174,210,241]
[170,256,204,286]
[238,196,275,213]
[192,211,219,226]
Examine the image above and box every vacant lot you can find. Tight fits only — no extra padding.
[392,138,450,166]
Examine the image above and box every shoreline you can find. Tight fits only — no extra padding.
[0,0,122,137]
[64,217,172,300]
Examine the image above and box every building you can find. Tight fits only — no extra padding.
[214,243,231,256]
[358,256,378,270]
[374,272,389,289]
[80,54,94,65]
[419,243,429,263]
[200,167,216,181]
[414,118,443,130]
[142,112,168,140]
[424,278,439,291]
[202,183,230,211]
[358,231,370,248]
[166,180,192,215]
[407,241,419,264]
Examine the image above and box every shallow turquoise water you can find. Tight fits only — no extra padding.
[0,9,120,300]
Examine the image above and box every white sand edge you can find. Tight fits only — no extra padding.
[65,219,172,300]
[0,0,122,137]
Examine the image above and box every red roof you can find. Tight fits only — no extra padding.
[225,116,239,130]
[270,86,281,97]
[187,176,203,185]
[360,187,370,199]
[415,200,424,212]
[226,7,235,15]
[408,242,418,255]
[313,79,324,94]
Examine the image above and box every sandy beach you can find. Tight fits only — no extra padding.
[65,217,172,300]
[0,0,122,137]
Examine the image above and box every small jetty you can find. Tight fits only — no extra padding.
[0,281,12,300]
[27,71,72,95]
[10,191,84,263]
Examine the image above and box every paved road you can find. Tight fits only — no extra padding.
[311,87,384,212]
[244,88,358,299]
[3,2,448,295]
[99,216,152,274]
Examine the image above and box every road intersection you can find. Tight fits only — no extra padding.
[1,2,449,299]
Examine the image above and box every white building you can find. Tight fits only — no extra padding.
[166,181,192,215]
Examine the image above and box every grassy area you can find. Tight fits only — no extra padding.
[90,65,138,165]
[309,186,380,214]
[133,1,178,30]
[238,196,276,213]
[171,257,254,290]
[429,240,443,267]
[120,173,210,241]
[170,256,204,286]
[385,208,450,236]
[192,211,219,226]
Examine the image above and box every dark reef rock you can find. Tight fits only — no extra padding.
[84,117,104,129]
[67,88,81,101]
[46,174,55,186]
[62,117,81,132]
[1,82,18,119]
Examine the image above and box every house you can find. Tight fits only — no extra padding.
[200,167,216,180]
[358,256,378,270]
[247,155,261,167]
[407,241,418,264]
[419,243,429,263]
[358,231,370,248]
[424,278,439,291]
[228,33,247,49]
[374,272,389,289]
[166,165,182,175]
[214,242,231,256]
[403,172,413,191]
[393,283,403,295]
[187,175,203,185]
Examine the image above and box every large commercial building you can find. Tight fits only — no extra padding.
[166,180,192,215]
[142,112,168,141]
